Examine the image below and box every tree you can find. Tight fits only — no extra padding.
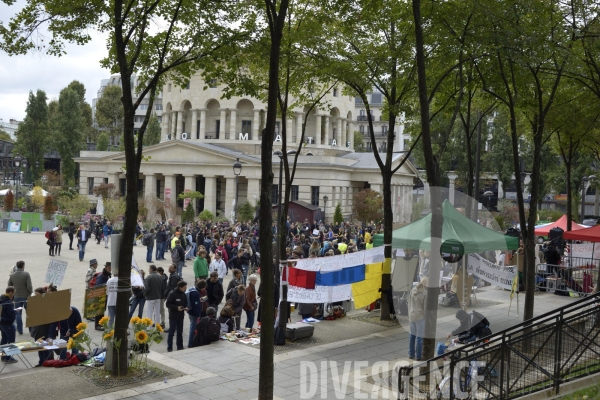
[14,90,49,183]
[0,129,12,142]
[4,190,14,212]
[31,186,45,210]
[181,202,195,224]
[43,194,56,220]
[237,201,255,223]
[52,87,86,186]
[103,197,126,224]
[42,170,63,188]
[57,193,90,222]
[198,209,215,221]
[92,183,120,200]
[352,189,384,223]
[95,85,124,140]
[333,203,343,225]
[177,190,204,201]
[96,132,110,151]
[143,114,161,146]
[67,80,96,143]
[353,131,365,152]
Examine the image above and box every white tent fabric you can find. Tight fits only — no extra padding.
[97,196,104,215]
[27,189,49,196]
[0,189,12,196]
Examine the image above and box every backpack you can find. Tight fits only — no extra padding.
[141,233,152,246]
[45,231,51,239]
[220,318,231,333]
[89,272,101,288]
[205,318,221,341]
[171,248,181,263]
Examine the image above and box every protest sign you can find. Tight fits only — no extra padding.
[45,259,68,286]
[570,243,600,260]
[26,289,72,327]
[287,284,352,303]
[83,286,107,319]
[467,253,516,290]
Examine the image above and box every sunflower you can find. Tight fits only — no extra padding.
[66,338,74,350]
[103,330,115,340]
[76,322,88,331]
[156,324,164,333]
[72,330,85,339]
[141,317,153,326]
[135,330,149,344]
[98,316,109,325]
[130,316,142,325]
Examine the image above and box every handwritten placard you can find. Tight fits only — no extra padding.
[295,257,321,272]
[288,285,329,303]
[45,259,68,286]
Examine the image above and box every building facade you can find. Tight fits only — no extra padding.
[0,118,21,141]
[76,74,416,223]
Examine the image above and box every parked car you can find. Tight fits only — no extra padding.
[582,218,598,227]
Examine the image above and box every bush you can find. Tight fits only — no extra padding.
[198,209,215,221]
[333,203,343,225]
[237,201,255,223]
[43,195,56,220]
[4,190,14,211]
[181,202,195,223]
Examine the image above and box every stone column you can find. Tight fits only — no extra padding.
[247,178,260,205]
[296,113,304,143]
[230,109,237,140]
[220,109,227,139]
[184,175,196,212]
[164,175,176,208]
[423,181,430,208]
[324,116,330,145]
[336,118,343,147]
[348,122,355,150]
[204,176,217,213]
[315,114,322,145]
[286,117,294,143]
[170,112,176,140]
[253,110,260,140]
[191,109,198,139]
[144,174,156,199]
[160,112,168,141]
[176,111,184,139]
[200,109,207,139]
[449,178,456,205]
[224,177,236,221]
[340,186,346,213]
[108,173,120,187]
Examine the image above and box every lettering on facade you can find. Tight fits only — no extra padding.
[239,132,249,140]
[307,137,314,144]
[331,139,337,146]
[275,134,282,142]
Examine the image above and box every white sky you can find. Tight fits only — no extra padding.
[0,0,110,121]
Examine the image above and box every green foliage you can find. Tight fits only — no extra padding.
[177,191,204,200]
[56,214,70,227]
[411,200,425,222]
[103,197,126,223]
[237,201,255,222]
[197,209,215,221]
[0,129,12,142]
[333,203,343,225]
[31,186,45,209]
[352,189,383,223]
[43,194,56,220]
[353,131,365,152]
[57,193,90,222]
[95,85,124,138]
[494,215,505,230]
[92,183,120,200]
[96,132,110,151]
[538,209,564,223]
[14,90,48,182]
[51,86,86,186]
[181,202,195,224]
[143,114,161,146]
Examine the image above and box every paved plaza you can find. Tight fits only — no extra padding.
[0,231,578,399]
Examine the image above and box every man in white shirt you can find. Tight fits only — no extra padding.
[209,251,227,284]
[106,275,119,328]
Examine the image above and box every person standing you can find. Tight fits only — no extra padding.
[206,271,224,314]
[193,249,209,282]
[209,252,227,285]
[144,229,156,263]
[94,262,112,331]
[0,286,18,363]
[408,277,427,361]
[185,280,204,348]
[155,226,168,260]
[106,274,118,328]
[129,270,146,320]
[231,285,245,330]
[7,261,32,335]
[76,224,92,262]
[144,265,162,324]
[103,221,114,249]
[157,266,168,327]
[68,222,76,250]
[47,228,56,256]
[54,225,64,256]
[171,240,186,278]
[166,280,188,352]
[164,264,181,301]
[243,274,258,329]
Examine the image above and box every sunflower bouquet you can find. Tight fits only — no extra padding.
[129,316,163,369]
[67,321,95,354]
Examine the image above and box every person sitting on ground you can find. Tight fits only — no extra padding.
[193,307,220,347]
[218,305,235,333]
[446,309,491,344]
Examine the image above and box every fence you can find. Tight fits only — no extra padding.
[537,262,598,296]
[397,291,600,399]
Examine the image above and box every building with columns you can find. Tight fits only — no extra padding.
[76,75,417,223]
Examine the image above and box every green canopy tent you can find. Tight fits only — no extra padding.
[373,200,519,252]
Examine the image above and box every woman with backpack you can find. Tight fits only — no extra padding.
[46,227,57,256]
[243,274,258,329]
[218,305,235,333]
[193,306,219,347]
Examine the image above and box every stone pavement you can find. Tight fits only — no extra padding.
[0,231,578,398]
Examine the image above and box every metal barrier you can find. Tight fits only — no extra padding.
[536,263,597,296]
[397,291,600,399]
[565,256,600,269]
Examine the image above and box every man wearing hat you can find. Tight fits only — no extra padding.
[85,259,99,321]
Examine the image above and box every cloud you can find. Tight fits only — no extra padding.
[0,2,110,120]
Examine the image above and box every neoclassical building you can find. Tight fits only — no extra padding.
[76,74,417,223]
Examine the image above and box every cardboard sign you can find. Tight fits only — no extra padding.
[467,254,516,290]
[26,289,72,327]
[83,286,107,319]
[45,259,68,287]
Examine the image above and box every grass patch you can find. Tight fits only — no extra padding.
[557,383,600,399]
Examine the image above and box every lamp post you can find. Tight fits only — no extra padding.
[13,155,22,211]
[483,190,494,211]
[582,175,596,222]
[323,195,329,223]
[35,160,39,184]
[232,158,242,222]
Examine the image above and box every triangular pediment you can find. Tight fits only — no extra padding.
[103,141,257,165]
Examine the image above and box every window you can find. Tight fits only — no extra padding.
[88,177,94,195]
[167,83,171,92]
[241,120,251,134]
[333,88,338,97]
[155,104,163,110]
[291,185,299,201]
[371,92,382,104]
[119,178,127,196]
[311,186,320,206]
[359,125,365,134]
[382,125,388,133]
[275,121,280,135]
[139,104,148,110]
[103,178,108,184]
[272,184,279,205]
[209,79,218,88]
[156,179,162,198]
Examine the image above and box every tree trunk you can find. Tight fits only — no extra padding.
[566,160,572,232]
[380,170,393,320]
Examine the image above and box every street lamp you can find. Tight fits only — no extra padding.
[323,195,329,223]
[582,175,596,222]
[232,158,242,222]
[483,190,494,211]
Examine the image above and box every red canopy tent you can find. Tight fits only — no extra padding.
[564,224,600,241]
[534,214,588,236]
